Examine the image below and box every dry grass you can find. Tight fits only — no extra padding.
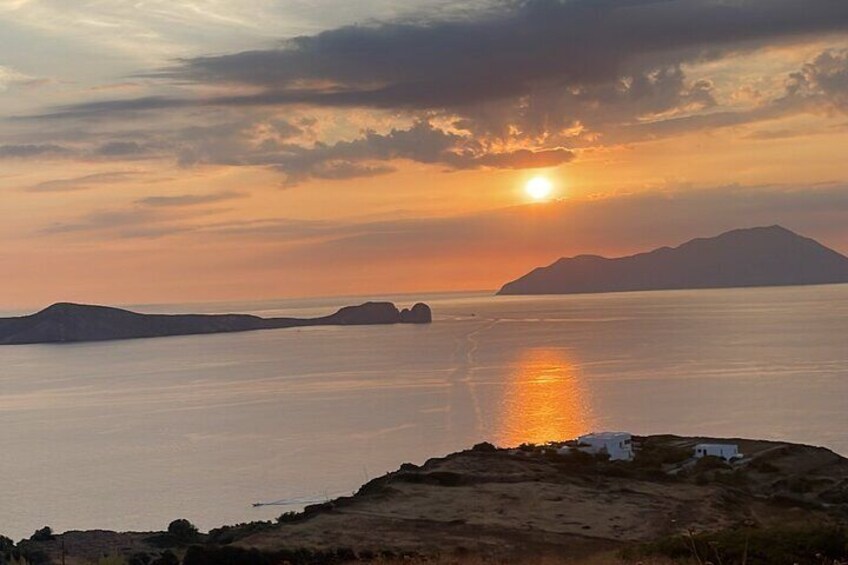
[367,553,681,565]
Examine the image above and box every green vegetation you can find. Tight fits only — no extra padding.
[167,520,199,544]
[471,442,497,453]
[28,528,53,543]
[624,525,848,564]
[207,521,276,545]
[632,441,693,469]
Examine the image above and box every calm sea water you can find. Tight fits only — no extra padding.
[1,285,847,539]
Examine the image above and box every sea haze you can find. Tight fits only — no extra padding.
[1,285,847,538]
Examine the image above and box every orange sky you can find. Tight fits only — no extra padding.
[1,1,847,309]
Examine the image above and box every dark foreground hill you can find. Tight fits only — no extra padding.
[11,435,848,564]
[498,225,848,295]
[0,301,432,345]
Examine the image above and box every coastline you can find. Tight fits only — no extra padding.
[8,434,848,564]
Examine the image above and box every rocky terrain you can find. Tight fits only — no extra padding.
[8,435,848,564]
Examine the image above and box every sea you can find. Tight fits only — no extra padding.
[1,284,847,539]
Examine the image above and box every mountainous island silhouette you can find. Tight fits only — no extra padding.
[498,226,848,295]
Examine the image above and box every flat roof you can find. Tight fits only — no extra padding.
[579,432,631,440]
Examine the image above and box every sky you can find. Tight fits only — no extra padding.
[1,0,848,308]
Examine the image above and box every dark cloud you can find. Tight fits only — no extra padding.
[11,1,848,185]
[94,141,152,157]
[136,191,247,207]
[35,0,848,118]
[0,144,68,158]
[159,0,848,110]
[271,121,575,184]
[784,48,848,111]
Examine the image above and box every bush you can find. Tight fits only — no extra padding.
[277,511,306,524]
[150,550,179,565]
[208,521,274,544]
[634,443,693,469]
[128,552,152,565]
[183,545,271,565]
[749,458,780,473]
[167,518,199,543]
[471,442,497,453]
[29,527,54,542]
[0,535,15,565]
[16,545,50,565]
[625,525,848,565]
[712,469,749,487]
[694,455,730,473]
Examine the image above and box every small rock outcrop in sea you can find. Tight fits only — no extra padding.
[400,303,432,324]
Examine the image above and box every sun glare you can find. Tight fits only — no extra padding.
[525,176,554,201]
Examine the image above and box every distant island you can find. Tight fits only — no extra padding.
[498,225,848,295]
[0,301,432,345]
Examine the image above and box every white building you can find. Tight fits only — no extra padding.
[571,432,635,461]
[694,443,741,461]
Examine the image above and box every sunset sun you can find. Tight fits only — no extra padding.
[525,176,554,201]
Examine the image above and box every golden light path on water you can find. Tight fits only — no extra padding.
[497,347,595,446]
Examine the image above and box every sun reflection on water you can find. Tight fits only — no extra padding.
[497,348,594,447]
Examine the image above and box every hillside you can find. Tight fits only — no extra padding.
[498,225,848,295]
[12,435,848,564]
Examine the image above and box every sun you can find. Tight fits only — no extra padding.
[525,176,554,201]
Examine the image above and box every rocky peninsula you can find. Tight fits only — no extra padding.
[0,301,432,345]
[8,435,848,564]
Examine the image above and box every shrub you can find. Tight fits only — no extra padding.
[167,518,199,543]
[749,458,780,473]
[128,552,152,565]
[693,455,730,473]
[625,525,848,565]
[633,441,693,469]
[471,442,497,453]
[713,469,749,487]
[208,521,275,544]
[183,545,271,565]
[150,550,179,565]
[277,511,306,524]
[16,545,50,565]
[821,481,848,504]
[29,527,54,542]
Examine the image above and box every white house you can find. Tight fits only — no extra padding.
[571,432,635,461]
[694,443,742,461]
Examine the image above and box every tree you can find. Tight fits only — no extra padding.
[167,519,198,543]
[29,527,54,542]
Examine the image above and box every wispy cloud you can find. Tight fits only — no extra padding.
[136,190,247,207]
[25,171,141,193]
[0,144,68,158]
